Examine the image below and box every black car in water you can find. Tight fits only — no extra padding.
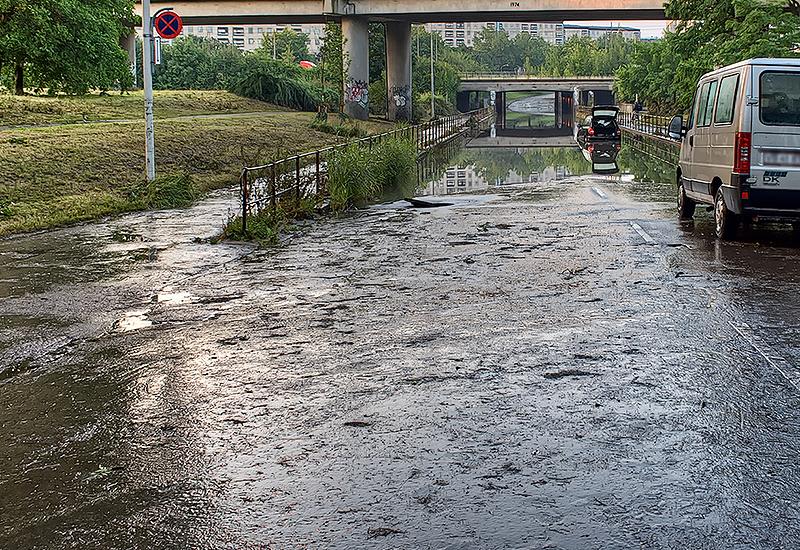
[576,106,621,143]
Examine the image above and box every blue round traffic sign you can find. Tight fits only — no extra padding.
[154,11,183,40]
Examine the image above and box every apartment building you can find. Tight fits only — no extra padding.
[180,24,325,54]
[562,24,641,41]
[426,21,640,48]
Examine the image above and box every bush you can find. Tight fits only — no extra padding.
[230,59,321,111]
[375,137,417,198]
[369,78,387,116]
[413,92,458,121]
[327,143,378,210]
[310,118,366,138]
[130,174,198,210]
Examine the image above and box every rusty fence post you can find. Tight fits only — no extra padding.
[241,168,248,235]
[270,163,277,209]
[295,156,301,202]
[315,150,321,195]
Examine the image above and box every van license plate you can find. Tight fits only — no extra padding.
[763,150,800,167]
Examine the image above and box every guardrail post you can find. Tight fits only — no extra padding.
[241,169,248,235]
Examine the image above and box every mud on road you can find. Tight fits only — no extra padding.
[1,175,800,549]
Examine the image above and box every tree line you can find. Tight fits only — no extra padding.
[4,0,800,121]
[616,0,800,113]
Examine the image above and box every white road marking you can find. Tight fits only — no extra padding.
[591,187,608,200]
[728,320,800,391]
[629,222,656,244]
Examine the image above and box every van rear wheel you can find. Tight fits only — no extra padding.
[714,189,738,240]
[677,179,695,219]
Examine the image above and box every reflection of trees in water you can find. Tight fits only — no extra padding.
[419,140,678,199]
[616,144,674,184]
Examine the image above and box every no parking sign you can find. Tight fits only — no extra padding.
[154,10,183,40]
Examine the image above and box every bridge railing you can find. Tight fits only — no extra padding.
[458,72,615,81]
[617,111,677,142]
[238,107,494,233]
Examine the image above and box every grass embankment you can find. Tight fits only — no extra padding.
[0,90,285,128]
[0,92,394,236]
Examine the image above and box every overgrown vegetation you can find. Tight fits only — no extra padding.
[328,136,417,210]
[129,174,198,210]
[310,118,366,138]
[327,143,379,210]
[220,196,317,244]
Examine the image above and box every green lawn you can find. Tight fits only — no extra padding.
[0,92,394,235]
[0,90,286,127]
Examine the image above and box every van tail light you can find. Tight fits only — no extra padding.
[734,132,751,174]
[588,127,595,136]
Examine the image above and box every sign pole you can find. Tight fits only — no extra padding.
[142,0,156,182]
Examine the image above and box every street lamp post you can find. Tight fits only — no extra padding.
[430,32,435,119]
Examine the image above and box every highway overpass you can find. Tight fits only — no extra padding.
[135,1,659,120]
[138,0,665,24]
[458,74,614,93]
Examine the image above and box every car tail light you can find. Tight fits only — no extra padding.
[588,144,594,153]
[741,191,750,200]
[734,132,751,174]
[588,127,595,136]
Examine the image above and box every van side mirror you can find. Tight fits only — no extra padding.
[668,115,686,140]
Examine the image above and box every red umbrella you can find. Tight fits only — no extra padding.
[299,60,316,69]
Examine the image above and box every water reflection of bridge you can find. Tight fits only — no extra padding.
[468,127,576,148]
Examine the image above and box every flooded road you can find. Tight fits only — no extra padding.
[2,136,800,549]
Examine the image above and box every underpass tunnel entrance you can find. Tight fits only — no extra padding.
[491,90,574,132]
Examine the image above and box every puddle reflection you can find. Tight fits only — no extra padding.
[418,127,674,200]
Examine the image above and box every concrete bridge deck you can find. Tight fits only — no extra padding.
[138,0,665,24]
[459,75,615,92]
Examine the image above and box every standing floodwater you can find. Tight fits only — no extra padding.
[2,127,800,549]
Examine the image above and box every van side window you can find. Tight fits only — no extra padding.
[687,91,697,129]
[761,71,800,126]
[701,80,718,126]
[695,82,712,127]
[714,74,739,125]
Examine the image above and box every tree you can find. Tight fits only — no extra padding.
[471,27,517,71]
[319,22,343,97]
[153,35,246,90]
[0,0,136,94]
[256,28,310,62]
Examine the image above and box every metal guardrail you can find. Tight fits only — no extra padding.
[238,107,494,233]
[617,111,679,144]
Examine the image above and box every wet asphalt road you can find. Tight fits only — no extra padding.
[1,166,800,549]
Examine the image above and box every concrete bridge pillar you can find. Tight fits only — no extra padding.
[342,16,369,120]
[385,21,412,122]
[456,91,471,112]
[495,91,505,127]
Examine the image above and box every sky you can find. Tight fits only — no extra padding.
[566,20,668,38]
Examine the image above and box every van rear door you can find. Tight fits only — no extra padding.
[750,67,800,208]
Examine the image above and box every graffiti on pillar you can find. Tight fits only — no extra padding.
[345,79,369,110]
[390,85,411,119]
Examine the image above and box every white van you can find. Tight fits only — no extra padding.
[668,58,800,239]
